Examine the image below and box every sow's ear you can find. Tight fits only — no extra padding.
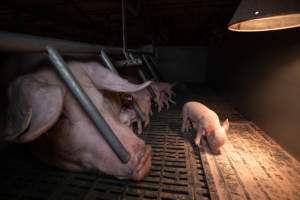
[2,75,64,143]
[84,62,151,93]
[222,118,230,131]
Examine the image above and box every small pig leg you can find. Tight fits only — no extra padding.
[194,128,205,147]
[170,89,176,97]
[144,115,150,128]
[162,95,170,110]
[137,120,143,135]
[165,89,175,98]
[186,120,192,131]
[157,100,163,112]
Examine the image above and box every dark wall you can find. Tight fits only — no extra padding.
[208,28,300,160]
[156,46,207,83]
[0,0,239,46]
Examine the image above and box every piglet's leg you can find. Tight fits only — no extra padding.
[186,120,193,131]
[194,128,205,148]
[144,115,150,128]
[162,95,170,110]
[137,120,143,135]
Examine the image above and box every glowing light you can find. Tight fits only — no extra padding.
[228,0,300,32]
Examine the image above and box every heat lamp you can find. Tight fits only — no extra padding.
[228,0,300,32]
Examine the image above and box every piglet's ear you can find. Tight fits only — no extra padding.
[222,118,229,131]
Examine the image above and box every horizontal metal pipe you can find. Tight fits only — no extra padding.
[114,59,143,68]
[127,48,154,55]
[0,31,153,55]
[47,46,130,164]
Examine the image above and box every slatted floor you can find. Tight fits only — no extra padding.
[0,88,213,200]
[0,87,300,200]
[177,88,300,200]
[200,121,300,200]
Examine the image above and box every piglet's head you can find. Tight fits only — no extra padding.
[207,119,229,154]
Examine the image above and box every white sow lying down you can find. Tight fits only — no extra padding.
[181,101,229,154]
[2,61,152,181]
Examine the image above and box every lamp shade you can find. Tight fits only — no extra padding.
[228,0,300,32]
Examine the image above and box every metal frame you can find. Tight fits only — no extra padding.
[0,30,159,163]
[142,55,160,81]
[122,0,128,59]
[0,31,153,56]
[47,46,130,164]
[137,68,157,99]
[100,49,146,122]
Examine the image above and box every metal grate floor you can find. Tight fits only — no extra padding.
[0,88,222,200]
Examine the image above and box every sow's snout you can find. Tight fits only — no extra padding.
[131,144,152,181]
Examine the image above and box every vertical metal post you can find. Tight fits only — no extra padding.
[122,0,129,59]
[46,46,130,164]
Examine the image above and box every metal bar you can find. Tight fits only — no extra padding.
[148,55,159,69]
[100,50,146,122]
[122,0,129,59]
[128,53,135,60]
[46,46,130,164]
[114,53,143,67]
[127,48,154,55]
[137,69,157,99]
[142,55,159,81]
[100,50,119,75]
[148,55,161,80]
[114,59,143,68]
[137,68,147,81]
[0,31,115,54]
[0,31,153,55]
